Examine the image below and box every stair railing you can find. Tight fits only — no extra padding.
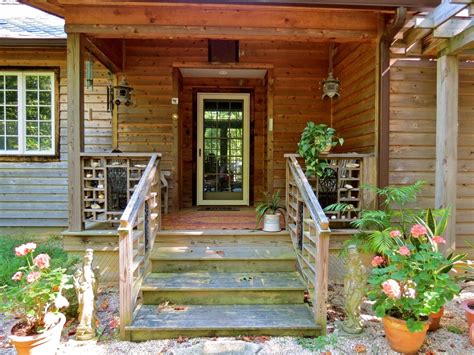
[285,154,331,333]
[118,153,161,338]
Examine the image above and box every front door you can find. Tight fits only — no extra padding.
[197,93,250,205]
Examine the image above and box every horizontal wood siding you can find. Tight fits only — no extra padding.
[119,39,331,204]
[332,43,377,153]
[0,47,112,227]
[389,59,474,249]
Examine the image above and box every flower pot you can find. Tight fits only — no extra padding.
[9,313,65,355]
[428,307,444,331]
[263,213,281,232]
[470,324,474,346]
[462,299,474,328]
[382,316,429,354]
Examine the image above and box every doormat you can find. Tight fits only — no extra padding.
[197,207,240,211]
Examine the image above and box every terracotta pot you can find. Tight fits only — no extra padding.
[382,316,429,354]
[428,307,444,331]
[9,313,65,355]
[470,324,474,346]
[462,299,474,328]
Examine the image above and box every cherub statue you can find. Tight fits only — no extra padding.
[341,245,366,334]
[73,249,99,340]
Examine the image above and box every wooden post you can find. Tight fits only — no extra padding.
[118,227,133,340]
[266,69,274,196]
[171,68,180,211]
[314,229,330,334]
[435,54,458,252]
[67,33,84,231]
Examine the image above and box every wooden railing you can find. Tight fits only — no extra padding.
[80,153,154,224]
[118,153,161,338]
[285,154,331,333]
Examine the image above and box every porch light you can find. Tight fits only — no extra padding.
[113,77,133,106]
[321,72,340,100]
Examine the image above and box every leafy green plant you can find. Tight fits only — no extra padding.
[297,122,344,177]
[368,235,461,333]
[297,333,338,352]
[255,190,286,228]
[0,242,73,335]
[446,325,463,334]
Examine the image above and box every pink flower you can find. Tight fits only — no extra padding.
[15,242,36,256]
[33,254,50,269]
[109,317,120,329]
[371,256,385,267]
[410,224,427,238]
[54,294,69,309]
[399,246,411,256]
[26,271,41,283]
[433,236,446,244]
[11,271,23,282]
[389,230,401,238]
[404,287,416,299]
[382,279,401,299]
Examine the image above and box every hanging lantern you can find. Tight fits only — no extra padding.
[113,77,133,106]
[321,72,340,100]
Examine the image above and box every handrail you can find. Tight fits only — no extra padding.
[285,153,330,333]
[118,153,161,339]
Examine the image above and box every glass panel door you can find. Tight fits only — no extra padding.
[197,93,249,205]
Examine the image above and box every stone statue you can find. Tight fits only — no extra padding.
[73,249,99,340]
[341,245,366,334]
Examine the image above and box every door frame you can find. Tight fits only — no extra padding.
[196,92,250,206]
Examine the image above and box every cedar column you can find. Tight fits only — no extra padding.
[67,33,85,231]
[435,54,458,251]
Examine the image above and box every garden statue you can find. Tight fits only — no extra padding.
[73,249,99,340]
[341,245,366,334]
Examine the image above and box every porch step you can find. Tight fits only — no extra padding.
[141,271,305,305]
[151,245,297,272]
[126,304,320,340]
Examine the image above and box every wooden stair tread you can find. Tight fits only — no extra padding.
[157,230,290,237]
[142,271,305,291]
[151,246,296,260]
[127,304,320,331]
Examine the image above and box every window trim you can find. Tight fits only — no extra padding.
[0,68,59,159]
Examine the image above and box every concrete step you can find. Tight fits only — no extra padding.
[126,304,320,340]
[141,271,306,305]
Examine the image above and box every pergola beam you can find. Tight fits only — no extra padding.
[439,24,474,55]
[84,37,124,73]
[416,1,468,29]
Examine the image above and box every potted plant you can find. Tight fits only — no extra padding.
[256,190,286,232]
[368,226,461,353]
[297,122,343,177]
[0,242,72,355]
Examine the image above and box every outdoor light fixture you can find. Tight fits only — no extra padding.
[85,58,94,90]
[113,77,133,106]
[321,43,340,100]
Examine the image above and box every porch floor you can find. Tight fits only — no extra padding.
[162,207,258,230]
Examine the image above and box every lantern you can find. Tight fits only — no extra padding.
[321,72,340,100]
[113,77,133,106]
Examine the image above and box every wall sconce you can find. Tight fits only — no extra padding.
[85,58,94,90]
[113,77,133,106]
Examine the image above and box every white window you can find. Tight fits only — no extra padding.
[0,72,55,155]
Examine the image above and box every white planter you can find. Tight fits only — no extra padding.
[263,213,281,232]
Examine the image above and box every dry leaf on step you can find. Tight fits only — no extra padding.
[354,344,366,353]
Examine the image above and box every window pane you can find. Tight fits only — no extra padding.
[26,121,38,135]
[39,107,51,121]
[26,91,38,105]
[6,137,18,150]
[5,76,17,90]
[39,122,51,136]
[0,122,4,135]
[0,92,3,105]
[39,76,52,90]
[6,121,17,135]
[0,76,4,88]
[26,106,38,120]
[39,137,52,151]
[39,92,51,105]
[26,137,38,151]
[26,76,38,90]
[0,106,4,119]
[0,138,4,150]
[6,107,18,120]
[5,91,17,105]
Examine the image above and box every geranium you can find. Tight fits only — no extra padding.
[382,279,401,299]
[399,246,411,256]
[389,230,401,238]
[33,254,51,269]
[410,224,427,238]
[0,242,72,335]
[432,236,446,244]
[371,256,385,267]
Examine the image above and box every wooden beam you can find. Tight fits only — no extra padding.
[416,1,468,29]
[19,0,65,17]
[435,54,458,252]
[65,24,377,42]
[84,38,124,73]
[67,33,85,231]
[433,18,473,38]
[112,74,119,150]
[171,68,180,211]
[266,69,274,196]
[439,24,474,55]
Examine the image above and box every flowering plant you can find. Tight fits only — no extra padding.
[0,242,72,336]
[368,225,461,332]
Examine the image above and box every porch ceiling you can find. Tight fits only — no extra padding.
[180,68,267,79]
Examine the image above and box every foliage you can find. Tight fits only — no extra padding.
[446,325,464,334]
[255,190,286,228]
[297,333,338,352]
[368,229,461,333]
[297,122,344,178]
[0,241,73,335]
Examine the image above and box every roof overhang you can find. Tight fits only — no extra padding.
[0,38,66,47]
